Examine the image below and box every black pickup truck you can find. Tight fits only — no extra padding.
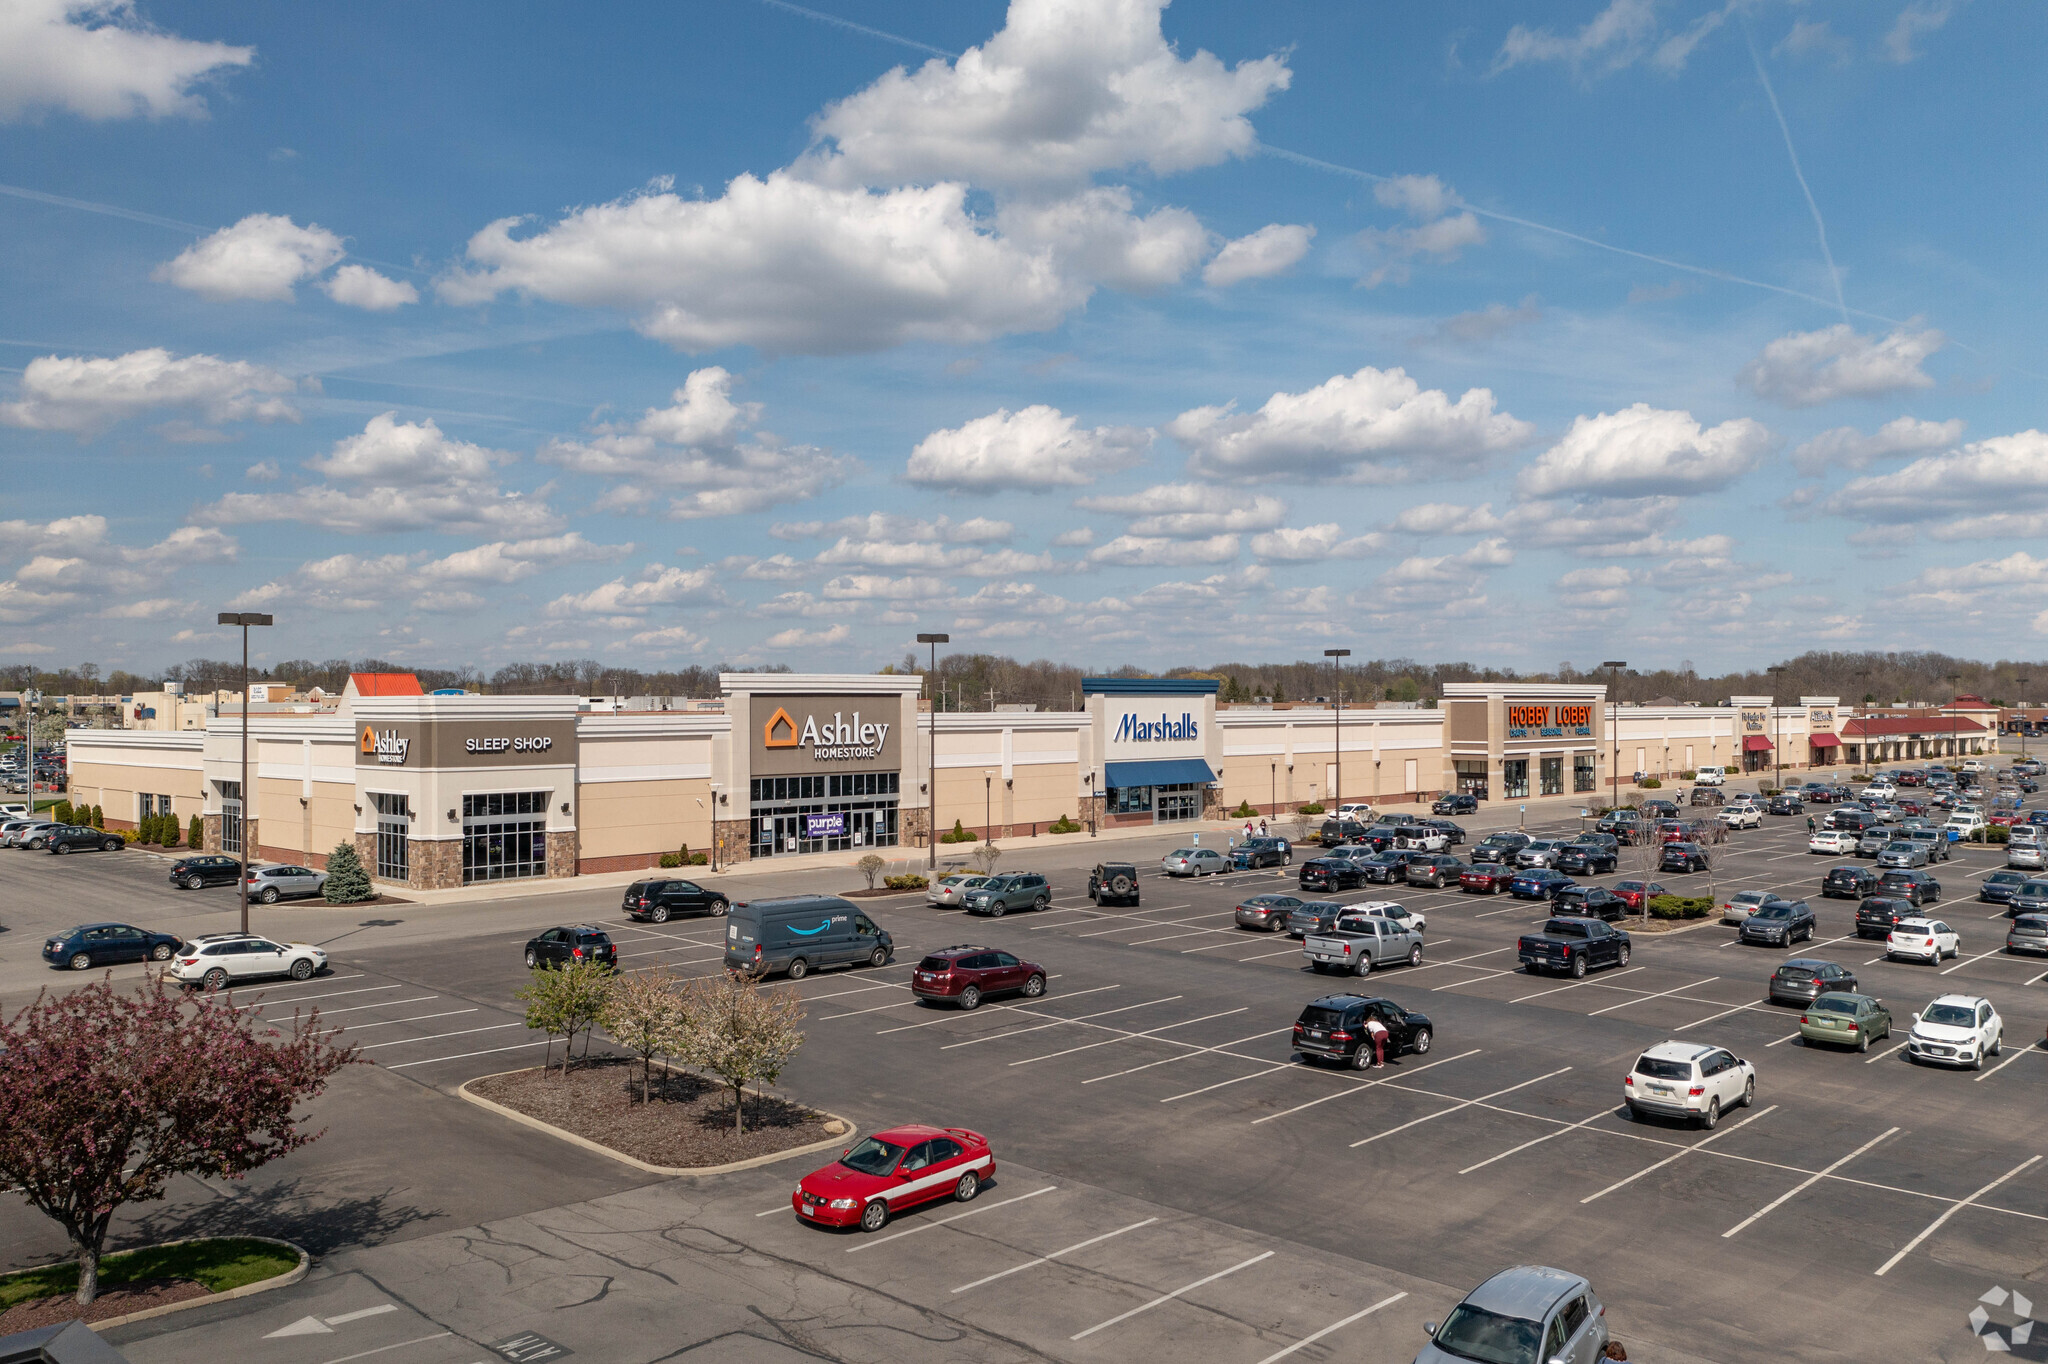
[1517,917,1632,978]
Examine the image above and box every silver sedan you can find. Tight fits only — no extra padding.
[246,864,330,903]
[1161,848,1228,877]
[926,873,990,907]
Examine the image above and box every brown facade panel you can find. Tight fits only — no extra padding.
[1445,700,1487,743]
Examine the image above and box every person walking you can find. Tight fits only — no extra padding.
[1365,1014,1390,1069]
[1258,818,1268,837]
[1244,819,1254,840]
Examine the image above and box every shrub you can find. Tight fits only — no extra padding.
[1297,802,1326,815]
[1679,770,1696,781]
[689,852,708,865]
[53,800,73,825]
[971,842,1003,875]
[89,805,103,829]
[1646,894,1714,920]
[1049,814,1081,833]
[187,813,203,849]
[658,852,682,868]
[884,873,928,890]
[1228,800,1258,819]
[857,853,886,889]
[1981,825,2010,844]
[940,818,977,844]
[1637,778,1662,789]
[118,829,143,844]
[1759,786,1781,798]
[322,842,374,904]
[161,816,181,848]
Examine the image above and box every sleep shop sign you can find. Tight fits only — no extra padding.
[1506,704,1594,739]
[355,719,578,769]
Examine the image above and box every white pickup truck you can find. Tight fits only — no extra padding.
[1304,912,1425,976]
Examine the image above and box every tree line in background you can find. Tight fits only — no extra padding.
[3,649,2042,711]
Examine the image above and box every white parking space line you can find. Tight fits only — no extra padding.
[1473,902,1528,918]
[1077,911,1225,939]
[246,984,404,1005]
[1864,1039,1911,1064]
[1248,1049,1480,1125]
[1407,945,1516,973]
[616,945,725,960]
[876,982,1104,1034]
[950,1218,1158,1293]
[1723,1127,1900,1238]
[1349,1068,1571,1148]
[341,1009,477,1030]
[1874,1156,2043,1276]
[1083,1027,1290,1083]
[357,1023,529,1050]
[939,996,1177,1050]
[1587,976,1719,1017]
[1460,1107,1617,1175]
[1941,946,2006,975]
[2026,967,2048,986]
[844,1185,1055,1253]
[1764,1030,1804,1047]
[807,979,922,1005]
[240,972,366,990]
[1068,1250,1273,1341]
[1427,968,1519,992]
[1510,967,1645,1004]
[1125,925,1240,946]
[1674,998,1772,1031]
[1252,1292,1409,1364]
[313,1332,453,1364]
[1974,1044,2047,1083]
[385,1040,550,1069]
[1008,1008,1247,1067]
[1580,1105,1777,1204]
[1236,945,1308,962]
[818,996,925,1020]
[1159,1062,1295,1104]
[304,996,440,1017]
[1033,904,1193,932]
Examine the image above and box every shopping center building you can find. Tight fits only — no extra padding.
[62,670,1999,891]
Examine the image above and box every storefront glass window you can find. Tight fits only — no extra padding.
[371,791,410,882]
[1573,755,1596,793]
[1454,761,1489,799]
[462,790,548,883]
[1502,759,1529,799]
[1110,785,1154,815]
[1540,756,1563,797]
[749,772,899,856]
[218,780,242,855]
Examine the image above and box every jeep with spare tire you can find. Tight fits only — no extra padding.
[1088,862,1139,906]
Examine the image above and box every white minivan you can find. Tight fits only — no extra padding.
[1694,765,1725,786]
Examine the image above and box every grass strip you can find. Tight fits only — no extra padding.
[0,1238,296,1308]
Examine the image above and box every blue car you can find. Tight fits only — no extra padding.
[1509,868,1577,901]
[42,922,183,971]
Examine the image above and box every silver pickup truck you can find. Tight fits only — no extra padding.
[1303,912,1425,976]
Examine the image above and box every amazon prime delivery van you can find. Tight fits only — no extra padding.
[724,894,894,980]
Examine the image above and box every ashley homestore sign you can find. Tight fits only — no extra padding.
[751,696,904,775]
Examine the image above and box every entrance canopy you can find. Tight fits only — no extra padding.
[1742,735,1774,752]
[1809,733,1841,748]
[1105,758,1215,788]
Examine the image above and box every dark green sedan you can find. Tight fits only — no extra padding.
[1798,992,1893,1052]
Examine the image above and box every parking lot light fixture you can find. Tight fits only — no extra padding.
[917,633,948,868]
[2019,678,2030,764]
[1767,666,1786,792]
[1602,662,1626,813]
[216,610,274,935]
[1325,649,1350,811]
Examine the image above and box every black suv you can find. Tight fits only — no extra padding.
[1088,862,1140,906]
[524,924,618,969]
[1769,958,1859,1006]
[622,878,730,923]
[1855,895,1915,939]
[1432,793,1478,815]
[1555,843,1617,876]
[170,855,244,890]
[1299,855,1369,893]
[44,824,124,854]
[1471,832,1532,865]
[1660,842,1710,873]
[1291,994,1433,1069]
[42,922,182,970]
[1822,865,1880,899]
[1767,794,1805,815]
[1317,819,1369,846]
[1739,899,1816,947]
[1553,886,1628,921]
[1878,868,1941,906]
[1230,837,1292,869]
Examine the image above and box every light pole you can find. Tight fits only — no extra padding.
[217,611,273,935]
[917,632,948,868]
[1945,672,1963,762]
[1767,665,1786,791]
[1602,662,1626,811]
[2020,677,2031,765]
[983,770,994,845]
[1325,648,1349,810]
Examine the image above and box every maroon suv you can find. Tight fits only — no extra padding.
[910,946,1047,1011]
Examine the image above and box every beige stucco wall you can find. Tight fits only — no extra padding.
[68,758,205,826]
[576,777,715,864]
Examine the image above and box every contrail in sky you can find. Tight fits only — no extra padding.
[751,0,958,58]
[1742,17,1849,321]
[0,181,205,234]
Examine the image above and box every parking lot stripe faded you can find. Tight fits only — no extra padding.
[935,994,1171,1048]
[1007,1007,1248,1067]
[244,984,405,1006]
[876,982,1106,1035]
[1083,1027,1290,1083]
[1874,1156,2043,1276]
[338,1009,475,1030]
[1510,967,1645,1004]
[1252,1292,1409,1364]
[1579,1105,1777,1204]
[1459,1107,1618,1175]
[357,1023,529,1050]
[386,1041,549,1070]
[949,1217,1158,1293]
[296,996,440,1017]
[1068,1250,1274,1340]
[1941,946,2005,975]
[1723,1127,1900,1238]
[1248,1049,1480,1124]
[1350,1068,1571,1148]
[1974,1044,2047,1083]
[844,1185,1055,1253]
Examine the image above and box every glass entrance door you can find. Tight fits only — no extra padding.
[1157,787,1200,822]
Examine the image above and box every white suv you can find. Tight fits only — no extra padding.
[1624,1041,1756,1129]
[1887,917,1960,963]
[1907,994,2003,1068]
[169,933,328,991]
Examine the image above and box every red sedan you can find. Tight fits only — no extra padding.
[1460,866,1515,895]
[1613,879,1668,911]
[793,1125,994,1232]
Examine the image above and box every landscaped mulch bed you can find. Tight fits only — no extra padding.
[0,1279,209,1331]
[473,1057,837,1168]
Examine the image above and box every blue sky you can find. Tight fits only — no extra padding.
[2,0,2042,676]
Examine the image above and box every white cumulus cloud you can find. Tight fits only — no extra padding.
[1087,533,1239,567]
[1517,404,1773,498]
[1202,223,1314,287]
[0,347,301,436]
[545,564,722,619]
[1739,324,1944,407]
[1173,365,1532,482]
[1073,484,1286,537]
[907,405,1150,492]
[0,0,253,122]
[1790,416,1964,475]
[1826,430,2048,535]
[321,264,418,311]
[1248,525,1385,561]
[156,214,345,302]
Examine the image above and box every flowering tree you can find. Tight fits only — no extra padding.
[514,958,614,1078]
[596,969,685,1103]
[680,973,805,1134]
[0,976,359,1304]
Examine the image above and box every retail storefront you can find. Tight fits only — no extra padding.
[1441,683,1604,805]
[731,678,921,859]
[1087,678,1222,826]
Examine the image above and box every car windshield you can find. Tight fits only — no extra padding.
[1922,1003,1976,1027]
[2023,883,2048,897]
[1429,1304,1544,1364]
[1635,1056,1692,1080]
[1989,873,2024,884]
[1811,996,1861,1014]
[839,1137,905,1175]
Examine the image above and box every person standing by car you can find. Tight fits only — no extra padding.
[1365,1013,1389,1068]
[1258,819,1268,837]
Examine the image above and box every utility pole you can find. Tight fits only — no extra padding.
[1603,662,1626,812]
[217,612,274,935]
[1325,648,1349,809]
[1767,665,1786,791]
[917,633,948,869]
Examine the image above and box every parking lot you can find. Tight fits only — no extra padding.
[6,777,2045,1361]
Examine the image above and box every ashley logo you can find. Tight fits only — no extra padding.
[360,726,410,765]
[763,707,798,748]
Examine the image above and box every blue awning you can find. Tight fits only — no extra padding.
[1104,758,1216,789]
